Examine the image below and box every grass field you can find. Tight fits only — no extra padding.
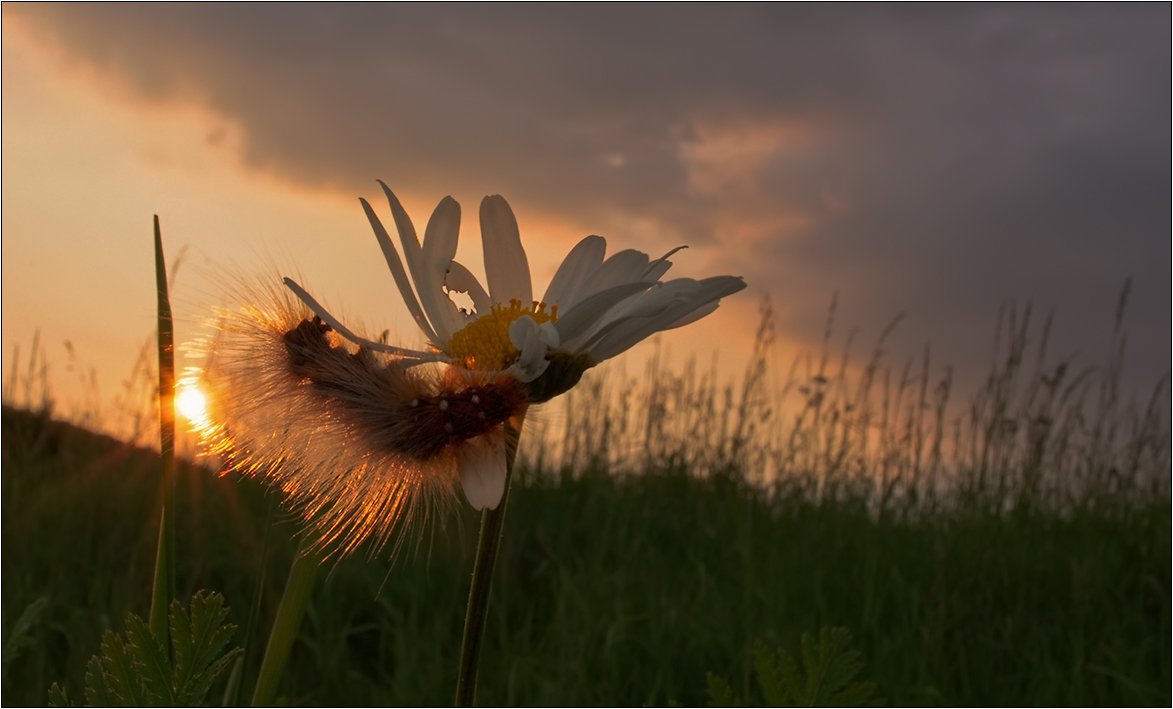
[2,298,1169,706]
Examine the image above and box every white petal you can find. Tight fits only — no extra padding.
[480,195,533,307]
[692,275,749,301]
[459,433,508,510]
[417,196,467,343]
[560,279,693,353]
[643,245,687,282]
[508,315,556,382]
[445,260,492,316]
[612,276,742,325]
[590,275,743,329]
[541,235,607,310]
[664,299,720,330]
[554,281,654,346]
[378,181,427,304]
[282,278,446,360]
[584,276,747,361]
[360,194,439,345]
[573,249,651,303]
[586,278,702,329]
[583,308,692,362]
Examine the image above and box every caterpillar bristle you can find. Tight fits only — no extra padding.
[196,279,525,557]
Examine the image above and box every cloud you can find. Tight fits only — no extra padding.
[6,4,1169,391]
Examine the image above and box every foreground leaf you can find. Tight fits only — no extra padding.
[708,627,878,707]
[51,591,240,707]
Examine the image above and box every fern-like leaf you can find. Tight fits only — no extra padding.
[92,628,150,706]
[792,628,876,708]
[706,670,743,707]
[171,591,240,706]
[56,592,240,707]
[47,682,73,707]
[124,613,173,703]
[753,641,790,707]
[705,627,878,707]
[81,652,114,706]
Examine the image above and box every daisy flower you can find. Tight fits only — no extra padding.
[202,182,745,554]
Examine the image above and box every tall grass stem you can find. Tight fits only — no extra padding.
[222,499,278,707]
[148,214,177,643]
[251,537,322,707]
[455,412,526,707]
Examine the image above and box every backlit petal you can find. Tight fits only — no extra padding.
[542,235,607,309]
[643,246,687,282]
[480,195,533,307]
[282,277,445,360]
[378,181,427,305]
[583,276,747,361]
[664,299,720,330]
[418,198,466,342]
[590,278,702,326]
[445,260,492,316]
[575,249,650,302]
[459,433,507,510]
[555,281,655,348]
[584,306,695,362]
[361,195,439,345]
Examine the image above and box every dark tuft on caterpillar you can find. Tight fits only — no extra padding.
[281,318,528,462]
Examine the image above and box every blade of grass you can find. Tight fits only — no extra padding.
[148,214,177,643]
[222,497,277,707]
[251,537,322,707]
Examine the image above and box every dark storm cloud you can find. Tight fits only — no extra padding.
[10,3,1169,390]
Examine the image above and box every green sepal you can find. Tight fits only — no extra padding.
[524,350,595,403]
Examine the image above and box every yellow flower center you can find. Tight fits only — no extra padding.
[446,299,558,371]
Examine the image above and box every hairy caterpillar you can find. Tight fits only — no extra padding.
[282,317,527,460]
[198,282,528,556]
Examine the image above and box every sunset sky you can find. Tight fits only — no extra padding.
[3,5,1169,436]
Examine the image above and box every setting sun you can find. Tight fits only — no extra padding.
[176,383,208,428]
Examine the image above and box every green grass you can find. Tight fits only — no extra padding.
[3,291,1169,706]
[2,405,1168,706]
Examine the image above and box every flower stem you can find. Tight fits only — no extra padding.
[454,413,526,707]
[251,537,322,707]
[148,215,176,643]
